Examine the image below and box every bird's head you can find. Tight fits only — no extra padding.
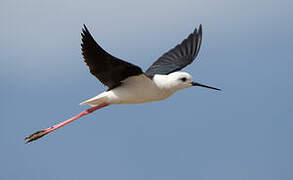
[165,71,221,91]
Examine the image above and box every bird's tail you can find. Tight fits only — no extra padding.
[79,92,108,106]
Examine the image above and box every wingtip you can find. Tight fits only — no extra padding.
[81,24,90,43]
[198,24,202,34]
[82,24,89,35]
[193,24,202,35]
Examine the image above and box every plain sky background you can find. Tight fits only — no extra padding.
[1,0,292,179]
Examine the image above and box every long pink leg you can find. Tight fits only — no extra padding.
[25,103,109,144]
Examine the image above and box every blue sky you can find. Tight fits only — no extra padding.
[1,0,292,179]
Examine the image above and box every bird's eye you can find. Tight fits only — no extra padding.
[180,77,187,82]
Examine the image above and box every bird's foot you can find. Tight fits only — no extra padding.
[25,130,50,144]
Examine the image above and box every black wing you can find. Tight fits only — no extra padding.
[81,25,143,90]
[145,25,202,77]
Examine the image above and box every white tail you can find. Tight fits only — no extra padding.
[80,92,108,106]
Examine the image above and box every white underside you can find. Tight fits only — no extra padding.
[80,74,176,106]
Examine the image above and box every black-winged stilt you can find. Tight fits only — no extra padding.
[25,24,220,143]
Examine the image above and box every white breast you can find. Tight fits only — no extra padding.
[107,74,173,104]
[80,74,179,106]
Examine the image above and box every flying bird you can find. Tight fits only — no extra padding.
[25,24,220,143]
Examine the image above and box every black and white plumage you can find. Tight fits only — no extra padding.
[80,24,219,106]
[81,25,143,90]
[25,24,220,144]
[81,24,202,86]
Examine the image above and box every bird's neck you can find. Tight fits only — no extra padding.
[152,74,181,94]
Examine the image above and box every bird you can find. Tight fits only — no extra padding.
[25,24,220,144]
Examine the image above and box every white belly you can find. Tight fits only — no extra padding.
[107,74,172,104]
[80,74,176,106]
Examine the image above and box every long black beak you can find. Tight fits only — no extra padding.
[191,82,221,91]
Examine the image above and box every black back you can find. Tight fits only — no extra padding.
[81,25,143,90]
[145,25,202,77]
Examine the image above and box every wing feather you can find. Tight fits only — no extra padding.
[81,25,143,90]
[145,25,202,76]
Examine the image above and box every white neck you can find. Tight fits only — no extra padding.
[152,74,183,93]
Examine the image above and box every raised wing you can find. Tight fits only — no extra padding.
[145,25,202,76]
[81,25,143,90]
